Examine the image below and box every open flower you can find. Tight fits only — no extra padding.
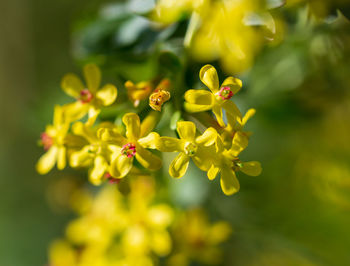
[221,108,256,149]
[36,105,69,174]
[208,132,262,195]
[157,121,217,178]
[99,113,162,179]
[69,121,118,185]
[184,65,242,127]
[61,63,118,125]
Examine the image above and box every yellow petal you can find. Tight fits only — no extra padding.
[140,111,161,137]
[177,121,196,141]
[207,222,232,244]
[220,168,240,196]
[240,108,256,126]
[110,153,133,178]
[150,231,172,257]
[184,102,213,113]
[222,100,242,119]
[156,137,183,152]
[53,105,65,127]
[36,146,58,174]
[86,107,101,126]
[212,105,225,127]
[169,153,190,178]
[96,83,118,106]
[221,76,242,95]
[147,204,174,228]
[63,102,89,123]
[199,64,219,92]
[83,63,101,92]
[192,145,215,171]
[195,127,217,146]
[138,132,160,149]
[229,132,248,157]
[184,89,213,105]
[135,145,162,170]
[57,146,66,170]
[71,122,96,143]
[97,128,125,146]
[208,164,220,180]
[122,113,141,140]
[89,155,108,185]
[240,161,262,176]
[70,146,93,168]
[61,73,84,99]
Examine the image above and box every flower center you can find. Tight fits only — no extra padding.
[149,90,171,111]
[40,132,53,150]
[121,143,136,157]
[80,89,93,103]
[216,86,233,100]
[232,158,243,171]
[184,142,198,157]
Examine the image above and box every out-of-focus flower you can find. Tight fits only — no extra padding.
[125,80,154,107]
[190,1,269,73]
[152,0,209,25]
[50,175,174,266]
[99,113,162,179]
[61,63,118,125]
[69,121,118,185]
[185,65,242,127]
[157,121,217,178]
[209,132,262,195]
[167,208,232,266]
[36,105,69,174]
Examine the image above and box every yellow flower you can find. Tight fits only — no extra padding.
[184,64,242,127]
[168,208,232,266]
[61,63,118,125]
[99,113,162,179]
[36,105,69,174]
[190,1,265,73]
[125,80,154,107]
[208,132,262,195]
[221,108,256,149]
[69,121,118,185]
[157,121,217,178]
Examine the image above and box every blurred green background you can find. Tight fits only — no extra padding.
[1,0,350,265]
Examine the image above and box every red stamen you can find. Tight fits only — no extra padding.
[40,132,53,150]
[218,86,233,100]
[121,143,136,157]
[80,89,93,103]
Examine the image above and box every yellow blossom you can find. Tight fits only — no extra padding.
[69,121,119,185]
[208,132,262,195]
[149,79,171,111]
[157,121,217,178]
[99,113,162,179]
[61,63,118,125]
[221,108,256,149]
[168,208,232,266]
[184,64,242,127]
[36,105,69,174]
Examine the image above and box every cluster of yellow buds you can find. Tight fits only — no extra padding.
[37,63,261,196]
[48,175,232,266]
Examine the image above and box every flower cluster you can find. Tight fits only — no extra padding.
[48,175,231,266]
[37,63,261,195]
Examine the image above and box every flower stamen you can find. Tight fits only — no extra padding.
[184,142,198,157]
[40,132,53,150]
[80,89,94,103]
[121,143,136,157]
[216,86,233,100]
